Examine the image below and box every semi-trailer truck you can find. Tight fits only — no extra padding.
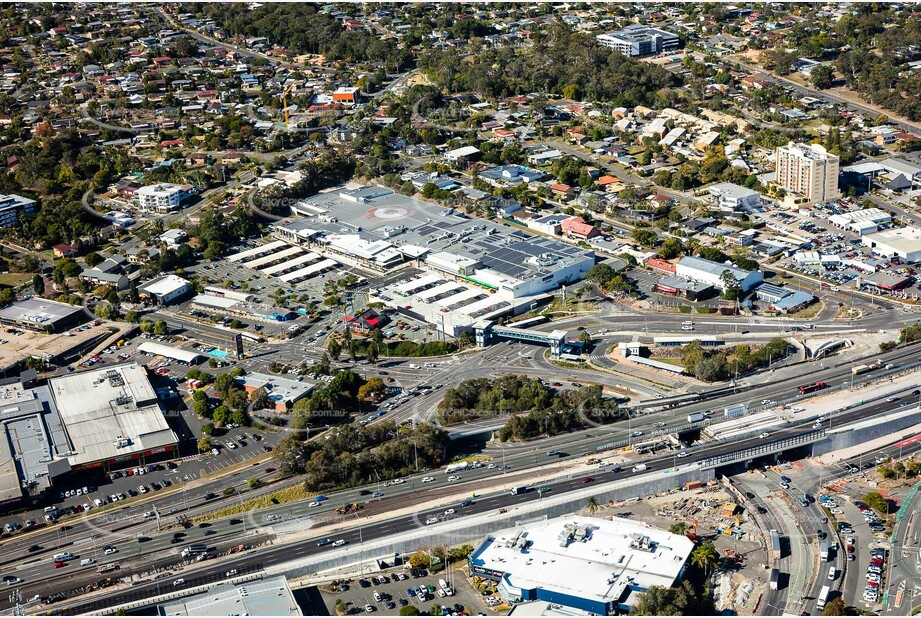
[724,404,747,417]
[510,486,528,495]
[687,413,706,423]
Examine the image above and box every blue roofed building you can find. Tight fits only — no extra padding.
[755,282,815,313]
[469,515,693,615]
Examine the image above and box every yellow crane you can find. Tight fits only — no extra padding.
[282,81,297,130]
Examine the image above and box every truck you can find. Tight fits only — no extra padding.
[820,541,829,561]
[445,462,469,474]
[632,464,648,473]
[769,529,781,560]
[769,568,780,591]
[687,413,706,423]
[510,486,529,496]
[181,544,208,558]
[852,364,873,376]
[798,381,827,395]
[724,404,747,417]
[97,563,119,574]
[816,585,831,611]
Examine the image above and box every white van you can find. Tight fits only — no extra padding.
[828,566,836,580]
[80,558,96,566]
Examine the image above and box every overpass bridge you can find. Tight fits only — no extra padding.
[473,320,569,357]
[700,429,825,468]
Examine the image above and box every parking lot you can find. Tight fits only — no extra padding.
[317,565,488,616]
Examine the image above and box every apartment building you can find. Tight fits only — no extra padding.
[0,193,37,228]
[596,25,679,57]
[135,183,194,214]
[775,142,840,204]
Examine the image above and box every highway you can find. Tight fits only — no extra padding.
[9,380,921,614]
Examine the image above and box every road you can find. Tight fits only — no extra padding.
[729,59,921,134]
[8,376,921,613]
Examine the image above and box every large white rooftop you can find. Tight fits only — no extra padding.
[470,515,693,611]
[50,363,176,467]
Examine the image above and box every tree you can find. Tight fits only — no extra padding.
[358,377,386,401]
[585,496,600,515]
[399,607,421,616]
[822,597,846,616]
[248,478,262,489]
[863,491,890,515]
[659,237,685,260]
[250,387,269,411]
[84,252,103,268]
[366,341,379,364]
[690,540,719,576]
[632,228,658,247]
[32,274,44,295]
[153,319,168,336]
[94,301,113,320]
[328,339,342,360]
[197,437,211,452]
[810,64,835,90]
[669,522,688,535]
[720,270,742,301]
[201,423,215,436]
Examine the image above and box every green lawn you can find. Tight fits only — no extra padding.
[0,273,32,288]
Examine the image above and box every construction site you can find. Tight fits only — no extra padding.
[586,477,771,616]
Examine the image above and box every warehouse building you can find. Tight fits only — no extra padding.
[707,182,762,212]
[137,342,203,365]
[0,298,86,333]
[862,226,921,263]
[158,575,300,616]
[469,515,693,615]
[190,294,297,323]
[1,364,179,507]
[234,372,315,412]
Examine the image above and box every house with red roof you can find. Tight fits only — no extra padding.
[561,217,600,240]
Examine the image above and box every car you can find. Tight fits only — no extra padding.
[332,539,347,547]
[780,482,790,489]
[173,579,185,586]
[372,491,384,497]
[582,477,594,483]
[546,450,559,456]
[780,475,791,484]
[384,601,396,610]
[653,422,666,427]
[316,539,332,546]
[359,489,372,496]
[407,587,416,597]
[630,431,644,437]
[27,545,42,552]
[886,397,897,402]
[103,547,117,555]
[308,501,320,508]
[425,517,439,525]
[54,561,65,568]
[830,509,844,514]
[447,476,460,482]
[537,486,551,494]
[358,579,371,588]
[226,569,238,577]
[759,432,770,439]
[421,477,435,483]
[676,452,689,458]
[399,598,408,607]
[444,508,455,516]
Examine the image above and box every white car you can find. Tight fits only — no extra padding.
[308,501,320,508]
[227,442,237,449]
[654,422,665,427]
[487,463,496,469]
[759,432,770,439]
[444,509,455,516]
[676,452,689,458]
[391,479,405,485]
[226,569,238,577]
[831,508,844,514]
[447,475,460,482]
[332,539,347,547]
[425,517,439,525]
[104,547,118,555]
[421,477,435,483]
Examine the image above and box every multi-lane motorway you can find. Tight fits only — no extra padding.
[6,369,921,614]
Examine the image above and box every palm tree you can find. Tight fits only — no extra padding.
[669,522,688,536]
[690,541,719,576]
[585,496,600,515]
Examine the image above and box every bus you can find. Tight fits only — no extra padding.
[240,332,265,343]
[816,585,831,611]
[798,381,828,395]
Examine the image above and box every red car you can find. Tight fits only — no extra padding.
[54,561,66,568]
[582,477,594,484]
[264,468,276,474]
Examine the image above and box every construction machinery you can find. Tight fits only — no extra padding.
[282,81,297,130]
[336,503,364,515]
